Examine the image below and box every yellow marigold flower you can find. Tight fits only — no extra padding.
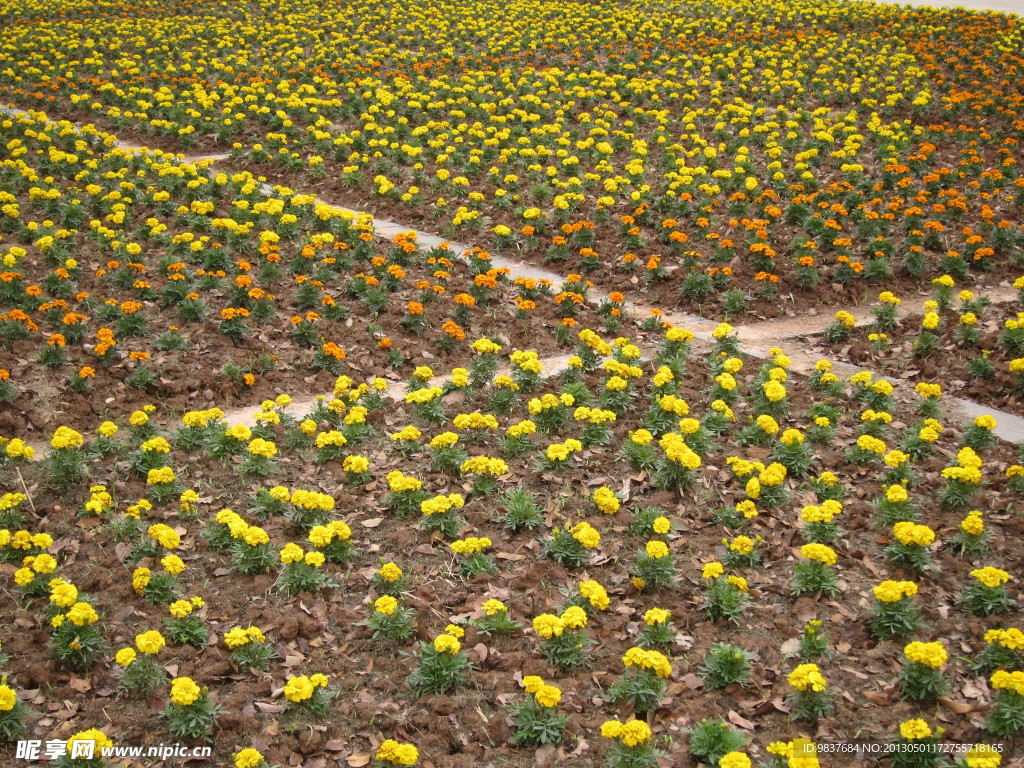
[990,670,1024,695]
[375,739,418,765]
[279,542,304,564]
[971,566,1010,588]
[571,521,600,548]
[873,580,918,603]
[234,748,265,768]
[378,562,402,582]
[532,613,565,639]
[67,730,113,753]
[161,554,185,575]
[521,675,544,694]
[168,600,193,618]
[800,543,837,566]
[50,426,85,450]
[644,608,671,626]
[534,684,562,708]
[433,634,461,654]
[788,663,827,692]
[904,641,947,668]
[964,744,1002,768]
[720,752,752,768]
[893,522,935,547]
[169,677,202,706]
[482,599,506,615]
[115,648,137,666]
[960,511,984,536]
[283,675,315,702]
[576,580,609,610]
[601,720,624,739]
[702,561,725,579]
[592,486,620,514]
[645,540,670,559]
[67,602,98,626]
[899,719,931,740]
[561,606,589,629]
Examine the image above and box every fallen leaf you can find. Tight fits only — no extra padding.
[682,673,704,690]
[474,643,488,663]
[779,637,801,655]
[346,753,371,766]
[728,710,755,730]
[937,696,976,714]
[360,518,383,528]
[68,677,91,693]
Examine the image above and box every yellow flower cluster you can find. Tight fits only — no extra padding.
[544,438,583,461]
[482,599,507,616]
[600,719,652,746]
[428,432,460,449]
[899,719,932,740]
[283,673,329,702]
[574,406,616,424]
[990,670,1024,696]
[592,486,620,514]
[960,511,985,536]
[506,419,536,439]
[433,633,461,654]
[50,425,85,450]
[621,647,672,677]
[389,425,422,442]
[904,641,947,668]
[405,386,443,404]
[521,675,562,707]
[147,467,176,485]
[374,596,398,615]
[660,433,701,468]
[234,748,266,768]
[971,566,1010,588]
[386,470,422,493]
[528,393,575,414]
[720,753,752,768]
[571,521,600,548]
[224,626,265,649]
[579,580,609,610]
[169,677,202,706]
[644,608,671,626]
[984,628,1024,650]
[873,580,918,603]
[375,739,419,766]
[800,543,837,566]
[800,500,842,524]
[453,412,500,430]
[147,523,180,549]
[421,493,465,516]
[892,522,936,547]
[460,456,508,476]
[450,536,491,554]
[788,663,827,692]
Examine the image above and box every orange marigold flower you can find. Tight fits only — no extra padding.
[322,342,346,360]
